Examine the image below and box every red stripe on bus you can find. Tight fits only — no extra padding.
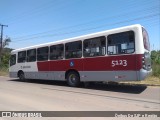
[37,54,143,71]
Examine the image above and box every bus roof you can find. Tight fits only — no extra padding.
[11,24,142,53]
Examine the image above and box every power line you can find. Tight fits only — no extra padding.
[7,0,78,25]
[6,0,158,38]
[11,5,159,40]
[6,0,155,26]
[11,13,159,43]
[2,0,64,24]
[12,14,159,43]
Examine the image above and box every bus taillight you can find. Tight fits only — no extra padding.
[142,56,146,69]
[142,52,151,70]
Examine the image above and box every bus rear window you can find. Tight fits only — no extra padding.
[142,28,150,51]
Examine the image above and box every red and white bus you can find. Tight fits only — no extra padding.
[9,24,152,86]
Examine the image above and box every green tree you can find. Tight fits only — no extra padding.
[0,37,11,64]
[1,52,10,67]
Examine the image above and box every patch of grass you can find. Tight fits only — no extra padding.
[120,76,160,86]
[0,70,9,76]
[152,62,160,78]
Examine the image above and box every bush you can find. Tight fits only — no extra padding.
[151,50,160,78]
[0,63,9,76]
[152,61,160,78]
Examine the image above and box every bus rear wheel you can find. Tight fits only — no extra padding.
[67,71,80,87]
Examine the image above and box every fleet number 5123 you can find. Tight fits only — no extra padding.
[111,60,127,67]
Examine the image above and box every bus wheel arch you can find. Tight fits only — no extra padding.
[65,69,80,87]
[17,70,25,80]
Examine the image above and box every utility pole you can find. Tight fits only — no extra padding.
[0,24,8,64]
[0,24,8,50]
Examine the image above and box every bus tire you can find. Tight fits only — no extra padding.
[18,71,25,81]
[66,71,80,87]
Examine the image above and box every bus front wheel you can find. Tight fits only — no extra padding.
[18,71,25,81]
[66,71,80,87]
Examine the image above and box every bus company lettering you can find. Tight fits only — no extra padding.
[111,60,127,67]
[21,66,31,69]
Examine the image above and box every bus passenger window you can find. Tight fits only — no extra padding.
[18,51,26,63]
[83,36,106,57]
[50,44,64,60]
[107,31,135,55]
[37,47,49,61]
[27,49,36,62]
[10,54,16,66]
[65,41,82,59]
